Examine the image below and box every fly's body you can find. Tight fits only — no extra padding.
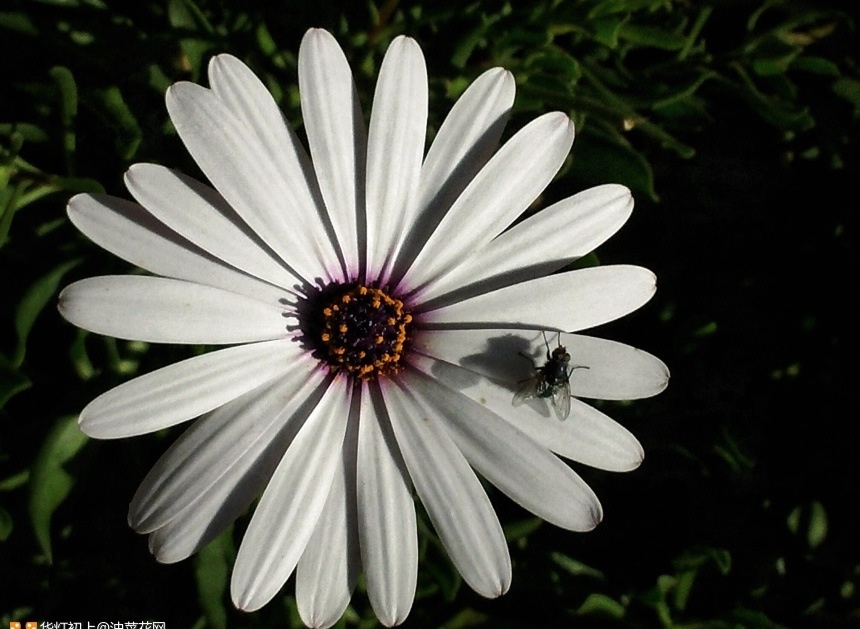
[513,333,588,420]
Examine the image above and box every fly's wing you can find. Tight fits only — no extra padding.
[512,377,540,407]
[551,381,572,420]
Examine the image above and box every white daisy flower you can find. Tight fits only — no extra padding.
[58,28,668,628]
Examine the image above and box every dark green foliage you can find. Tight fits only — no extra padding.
[2,0,858,627]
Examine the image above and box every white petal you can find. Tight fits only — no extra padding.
[129,361,326,532]
[299,28,366,274]
[415,329,669,400]
[147,448,266,564]
[400,112,574,293]
[147,490,231,564]
[232,378,352,612]
[425,184,634,301]
[58,275,287,344]
[357,383,417,626]
[395,67,514,276]
[207,55,343,279]
[145,372,331,564]
[420,265,657,333]
[407,352,643,471]
[406,368,602,531]
[68,193,288,305]
[123,165,300,291]
[365,36,427,283]
[296,412,360,629]
[165,82,329,283]
[383,379,511,598]
[80,339,304,439]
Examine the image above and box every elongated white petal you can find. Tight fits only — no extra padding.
[407,353,643,471]
[396,67,514,276]
[357,383,417,626]
[299,28,366,273]
[166,82,328,283]
[146,439,270,564]
[407,368,602,530]
[421,265,656,333]
[296,483,354,629]
[401,112,574,293]
[81,339,304,439]
[130,361,326,532]
[425,184,634,301]
[296,412,360,629]
[59,276,287,344]
[207,55,343,279]
[147,484,237,564]
[232,378,352,612]
[383,380,511,598]
[365,36,427,282]
[68,193,288,305]
[146,374,332,564]
[124,165,300,291]
[415,329,669,400]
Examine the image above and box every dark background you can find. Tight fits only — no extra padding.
[2,0,858,627]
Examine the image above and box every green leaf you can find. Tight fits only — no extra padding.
[712,548,732,575]
[550,552,605,580]
[524,49,582,84]
[0,469,30,491]
[672,570,696,612]
[96,87,143,160]
[575,63,695,158]
[673,545,732,575]
[713,428,754,474]
[832,77,860,114]
[569,127,658,201]
[730,65,815,130]
[791,55,841,77]
[168,0,216,78]
[787,501,828,549]
[588,0,668,18]
[752,52,800,77]
[256,20,278,56]
[807,501,828,549]
[442,608,490,628]
[451,27,486,69]
[678,6,712,61]
[589,16,627,48]
[194,526,234,629]
[577,593,626,619]
[0,351,32,409]
[13,258,82,368]
[618,23,687,51]
[502,516,542,542]
[49,66,78,172]
[168,0,216,34]
[423,546,463,601]
[69,329,97,380]
[730,606,784,628]
[0,123,48,143]
[0,11,39,35]
[651,71,717,110]
[0,183,23,249]
[0,506,13,541]
[28,415,89,563]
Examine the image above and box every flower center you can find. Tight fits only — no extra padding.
[305,283,413,380]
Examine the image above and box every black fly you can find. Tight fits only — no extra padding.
[512,332,588,420]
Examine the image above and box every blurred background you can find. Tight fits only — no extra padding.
[1,0,858,626]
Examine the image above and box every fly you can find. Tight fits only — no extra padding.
[512,332,588,421]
